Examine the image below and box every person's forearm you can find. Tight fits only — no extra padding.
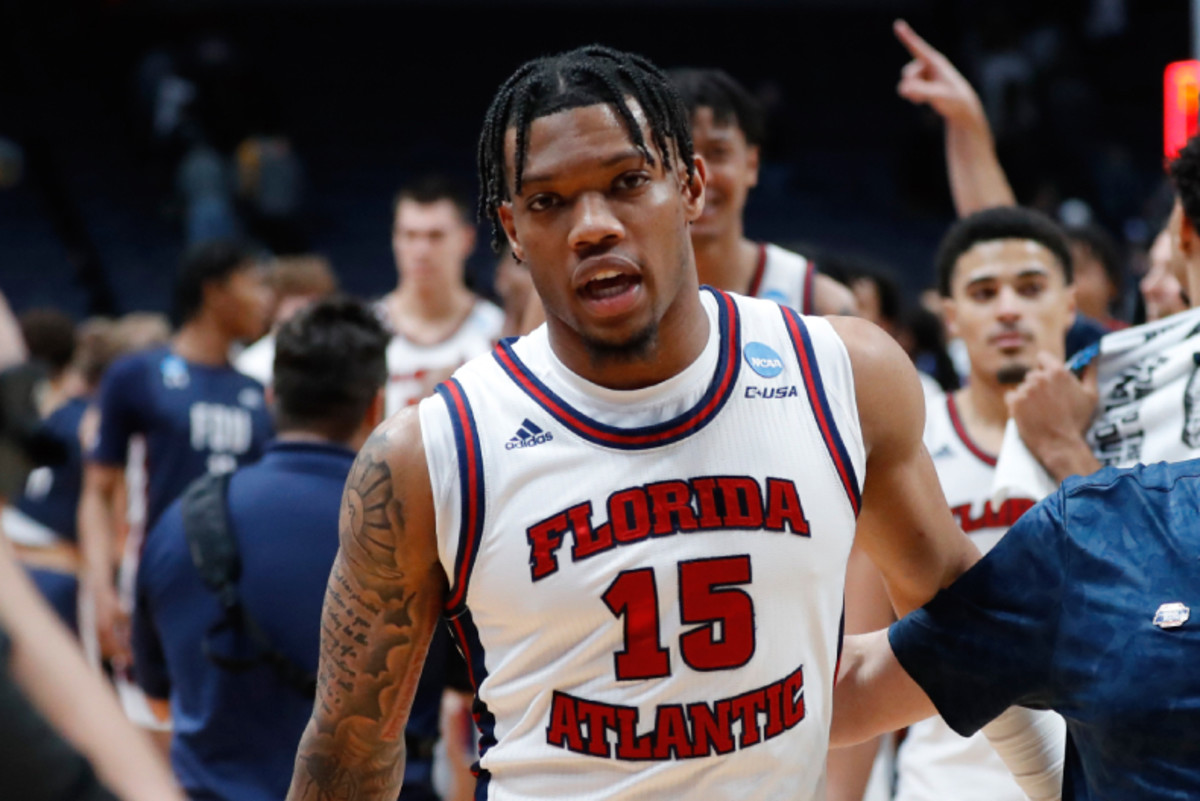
[826,737,883,801]
[78,484,116,588]
[0,542,182,801]
[1030,434,1102,484]
[287,716,407,801]
[945,117,1016,218]
[981,706,1065,801]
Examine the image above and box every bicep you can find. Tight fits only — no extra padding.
[833,317,978,617]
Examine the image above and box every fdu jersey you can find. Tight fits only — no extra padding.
[418,289,864,800]
[896,392,1042,801]
[90,346,273,530]
[750,243,816,314]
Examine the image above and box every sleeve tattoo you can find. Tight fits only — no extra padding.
[288,432,444,801]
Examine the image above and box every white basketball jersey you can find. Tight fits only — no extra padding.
[895,391,1037,801]
[383,298,503,415]
[418,289,865,801]
[750,243,817,313]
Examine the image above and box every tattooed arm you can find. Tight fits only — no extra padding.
[287,408,447,801]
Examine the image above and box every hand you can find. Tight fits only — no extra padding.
[89,578,131,664]
[894,19,986,128]
[1006,352,1101,481]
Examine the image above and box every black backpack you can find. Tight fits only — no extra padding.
[180,472,317,698]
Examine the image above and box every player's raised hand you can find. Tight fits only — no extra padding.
[894,19,984,127]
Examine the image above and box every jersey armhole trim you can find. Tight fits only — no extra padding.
[780,307,862,516]
[435,379,487,615]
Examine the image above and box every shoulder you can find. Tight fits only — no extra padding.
[105,346,164,383]
[826,316,927,450]
[467,297,505,333]
[762,242,811,272]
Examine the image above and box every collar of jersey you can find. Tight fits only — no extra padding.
[492,286,742,450]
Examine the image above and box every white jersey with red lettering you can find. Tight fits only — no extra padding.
[895,391,1038,801]
[417,288,864,801]
[748,242,817,313]
[382,298,503,415]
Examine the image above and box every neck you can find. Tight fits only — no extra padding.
[953,375,1012,453]
[392,279,473,322]
[172,318,233,367]
[692,230,757,293]
[547,280,710,391]
[276,430,350,448]
[1186,257,1200,309]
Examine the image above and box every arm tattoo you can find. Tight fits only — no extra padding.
[287,431,443,801]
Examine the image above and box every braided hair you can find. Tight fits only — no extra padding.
[477,45,695,253]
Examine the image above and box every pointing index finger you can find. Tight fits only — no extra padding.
[894,19,935,63]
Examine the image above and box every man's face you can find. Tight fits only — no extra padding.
[391,199,475,287]
[688,107,758,241]
[497,102,705,358]
[944,238,1074,386]
[212,264,273,342]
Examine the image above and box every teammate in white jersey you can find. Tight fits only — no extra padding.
[880,206,1074,801]
[669,68,857,315]
[378,176,503,414]
[287,46,1004,801]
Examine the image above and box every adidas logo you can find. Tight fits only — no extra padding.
[931,444,954,460]
[506,418,554,450]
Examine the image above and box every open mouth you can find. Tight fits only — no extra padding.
[577,268,643,317]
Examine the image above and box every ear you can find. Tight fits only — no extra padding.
[941,296,960,340]
[459,220,477,258]
[497,202,524,263]
[682,155,707,224]
[366,389,386,430]
[1063,283,1078,329]
[746,144,761,190]
[1179,202,1199,256]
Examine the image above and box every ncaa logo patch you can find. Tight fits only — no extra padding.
[743,342,784,379]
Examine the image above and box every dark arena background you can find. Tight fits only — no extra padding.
[0,0,1188,316]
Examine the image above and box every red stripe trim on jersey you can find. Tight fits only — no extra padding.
[801,258,816,316]
[436,379,486,613]
[946,393,997,467]
[747,243,768,298]
[491,287,742,450]
[781,307,862,516]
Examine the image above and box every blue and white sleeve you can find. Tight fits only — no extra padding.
[888,494,1068,736]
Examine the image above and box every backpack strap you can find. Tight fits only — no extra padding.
[181,472,317,697]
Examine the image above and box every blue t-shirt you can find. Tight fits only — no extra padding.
[132,441,447,801]
[890,459,1200,800]
[89,347,272,529]
[17,397,88,542]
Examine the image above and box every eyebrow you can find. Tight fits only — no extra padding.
[519,148,646,190]
[963,266,1052,287]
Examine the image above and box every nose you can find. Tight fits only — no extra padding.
[994,284,1022,322]
[567,191,624,253]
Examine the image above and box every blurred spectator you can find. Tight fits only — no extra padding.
[236,255,338,386]
[5,310,88,632]
[177,140,240,246]
[1140,226,1188,321]
[904,306,962,393]
[669,67,857,315]
[131,298,426,801]
[378,175,502,413]
[1065,223,1126,329]
[79,241,274,666]
[236,135,306,253]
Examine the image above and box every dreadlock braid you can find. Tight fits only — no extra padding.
[477,45,695,253]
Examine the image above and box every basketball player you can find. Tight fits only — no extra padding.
[840,206,1075,801]
[286,46,1052,801]
[79,241,273,661]
[379,176,503,414]
[669,68,856,315]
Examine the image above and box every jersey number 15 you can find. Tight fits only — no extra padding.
[602,554,755,680]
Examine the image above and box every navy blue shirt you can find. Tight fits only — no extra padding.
[891,459,1200,800]
[17,397,88,542]
[132,441,447,801]
[90,347,272,530]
